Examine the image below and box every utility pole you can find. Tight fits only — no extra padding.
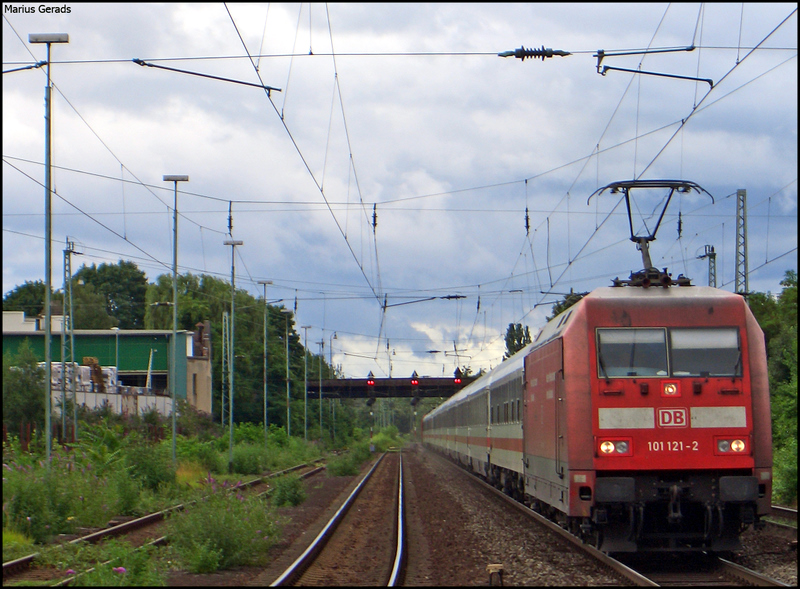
[318,340,324,439]
[698,245,717,288]
[164,175,188,465]
[61,238,81,442]
[224,239,243,472]
[29,32,69,466]
[257,280,272,446]
[735,189,749,298]
[221,311,229,426]
[301,325,311,441]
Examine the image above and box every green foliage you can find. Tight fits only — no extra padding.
[75,261,149,329]
[2,339,45,429]
[125,441,176,492]
[72,281,118,329]
[2,279,48,316]
[167,480,279,571]
[268,424,289,447]
[175,435,225,473]
[271,474,306,507]
[772,437,798,506]
[40,539,166,586]
[3,452,119,543]
[2,528,35,562]
[504,322,532,359]
[546,290,588,322]
[183,539,223,574]
[234,421,266,445]
[231,443,268,475]
[749,270,797,506]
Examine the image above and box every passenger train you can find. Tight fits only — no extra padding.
[422,269,772,552]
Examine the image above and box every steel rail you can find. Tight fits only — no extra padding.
[425,447,790,587]
[424,449,659,586]
[2,457,327,581]
[771,505,798,522]
[717,557,790,587]
[270,452,388,586]
[388,453,406,586]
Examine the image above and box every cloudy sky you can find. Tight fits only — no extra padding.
[3,3,797,379]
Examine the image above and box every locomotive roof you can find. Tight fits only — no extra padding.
[424,285,745,421]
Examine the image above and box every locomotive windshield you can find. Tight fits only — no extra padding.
[596,327,742,378]
[670,327,741,377]
[596,328,668,377]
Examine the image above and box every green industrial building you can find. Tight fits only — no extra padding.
[3,312,212,415]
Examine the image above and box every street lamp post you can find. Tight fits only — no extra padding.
[329,331,336,442]
[224,239,243,472]
[318,340,324,439]
[301,325,311,441]
[164,175,188,465]
[112,327,120,393]
[281,309,292,437]
[257,280,272,446]
[29,32,69,465]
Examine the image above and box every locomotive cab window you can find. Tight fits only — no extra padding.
[596,328,668,377]
[670,328,741,377]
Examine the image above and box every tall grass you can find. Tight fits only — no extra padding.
[166,479,280,572]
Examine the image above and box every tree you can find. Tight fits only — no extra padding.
[72,282,117,329]
[2,280,51,317]
[546,289,588,322]
[75,261,148,329]
[749,270,797,505]
[144,272,336,435]
[504,323,532,359]
[3,339,46,430]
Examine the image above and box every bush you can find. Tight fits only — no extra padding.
[271,474,306,507]
[73,541,165,586]
[167,481,280,571]
[773,437,798,506]
[3,453,119,543]
[231,443,268,475]
[125,441,176,491]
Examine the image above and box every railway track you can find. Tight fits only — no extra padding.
[271,450,405,586]
[424,447,789,587]
[2,458,327,584]
[618,552,791,587]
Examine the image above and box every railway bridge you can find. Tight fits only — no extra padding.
[305,373,477,406]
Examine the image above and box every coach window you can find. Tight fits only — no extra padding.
[670,327,741,377]
[596,328,668,377]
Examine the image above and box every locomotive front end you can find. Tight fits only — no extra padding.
[585,288,771,552]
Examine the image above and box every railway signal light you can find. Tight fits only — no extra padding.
[411,371,419,387]
[367,371,375,387]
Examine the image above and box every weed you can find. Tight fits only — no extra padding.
[166,481,280,570]
[271,474,306,507]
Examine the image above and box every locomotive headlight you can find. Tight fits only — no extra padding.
[599,439,632,455]
[662,382,680,396]
[716,438,747,454]
[600,441,616,454]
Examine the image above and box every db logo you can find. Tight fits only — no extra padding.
[657,408,688,428]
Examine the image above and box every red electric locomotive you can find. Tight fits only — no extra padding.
[422,180,772,552]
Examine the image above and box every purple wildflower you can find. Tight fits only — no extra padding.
[112,567,126,574]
